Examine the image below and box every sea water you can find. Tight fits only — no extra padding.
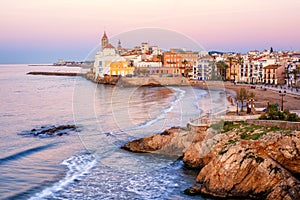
[0,64,225,199]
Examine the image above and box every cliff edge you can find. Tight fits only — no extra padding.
[122,122,300,199]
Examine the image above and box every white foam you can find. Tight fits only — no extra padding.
[29,152,97,200]
[107,87,186,135]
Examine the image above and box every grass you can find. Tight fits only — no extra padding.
[222,121,244,133]
[210,121,244,133]
[210,120,224,131]
[238,125,285,140]
[213,122,292,158]
[228,139,239,144]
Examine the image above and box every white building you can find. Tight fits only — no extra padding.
[194,55,213,80]
[122,54,142,67]
[252,57,276,83]
[141,42,149,54]
[240,56,276,83]
[149,46,162,55]
[94,43,125,77]
[137,61,162,68]
[199,50,209,58]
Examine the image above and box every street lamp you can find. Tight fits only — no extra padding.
[279,90,286,111]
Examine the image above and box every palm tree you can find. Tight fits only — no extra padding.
[236,88,254,112]
[184,68,191,77]
[182,59,188,77]
[210,60,218,80]
[226,56,234,81]
[216,61,228,81]
[282,69,290,87]
[292,69,298,87]
[236,56,243,82]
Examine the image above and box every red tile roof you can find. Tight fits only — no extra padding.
[104,43,115,49]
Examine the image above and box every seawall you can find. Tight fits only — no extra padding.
[116,76,191,86]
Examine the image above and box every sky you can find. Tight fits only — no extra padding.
[0,0,300,63]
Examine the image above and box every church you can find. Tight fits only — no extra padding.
[93,32,134,77]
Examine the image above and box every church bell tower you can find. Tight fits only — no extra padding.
[101,31,108,51]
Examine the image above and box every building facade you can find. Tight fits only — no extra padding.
[194,55,213,80]
[110,61,134,76]
[94,32,126,77]
[264,64,284,85]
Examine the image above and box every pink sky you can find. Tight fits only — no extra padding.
[1,0,300,63]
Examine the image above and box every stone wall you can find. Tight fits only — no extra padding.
[116,76,191,86]
[224,115,261,121]
[246,119,300,130]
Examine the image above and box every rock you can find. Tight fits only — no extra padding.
[184,184,202,196]
[195,131,300,199]
[183,127,232,169]
[122,127,194,156]
[262,132,300,174]
[123,121,300,199]
[19,124,77,137]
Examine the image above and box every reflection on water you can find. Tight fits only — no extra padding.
[0,64,225,199]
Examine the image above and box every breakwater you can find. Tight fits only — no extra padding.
[27,71,85,76]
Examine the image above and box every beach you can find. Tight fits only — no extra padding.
[225,82,300,111]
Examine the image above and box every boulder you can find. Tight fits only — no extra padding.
[195,131,300,199]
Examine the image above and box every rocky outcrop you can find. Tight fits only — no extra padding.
[263,132,300,175]
[188,125,300,199]
[182,128,221,169]
[122,127,195,156]
[196,141,300,199]
[123,122,300,199]
[19,125,78,137]
[94,75,119,85]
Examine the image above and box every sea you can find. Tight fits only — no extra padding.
[0,64,226,200]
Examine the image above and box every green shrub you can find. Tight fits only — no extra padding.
[259,104,300,122]
[210,120,224,131]
[286,113,300,122]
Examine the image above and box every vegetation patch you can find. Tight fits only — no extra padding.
[238,125,285,140]
[259,104,300,122]
[210,120,224,131]
[222,121,244,133]
[228,139,239,144]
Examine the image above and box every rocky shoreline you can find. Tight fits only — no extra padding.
[122,122,300,199]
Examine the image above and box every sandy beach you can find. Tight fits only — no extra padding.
[224,83,300,111]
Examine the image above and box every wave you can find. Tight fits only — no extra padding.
[0,143,57,165]
[104,87,186,136]
[29,151,97,200]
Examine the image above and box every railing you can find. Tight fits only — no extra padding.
[188,108,227,127]
[189,109,261,127]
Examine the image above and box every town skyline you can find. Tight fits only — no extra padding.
[1,0,300,64]
[89,31,300,88]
